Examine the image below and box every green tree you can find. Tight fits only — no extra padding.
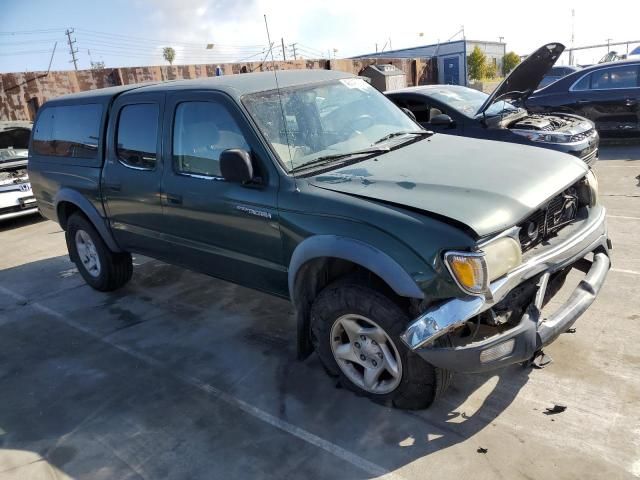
[484,62,497,79]
[502,51,520,76]
[163,47,176,65]
[467,46,486,81]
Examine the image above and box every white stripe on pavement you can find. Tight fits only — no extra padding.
[608,215,640,221]
[611,268,640,276]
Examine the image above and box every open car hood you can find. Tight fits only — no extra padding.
[477,43,565,116]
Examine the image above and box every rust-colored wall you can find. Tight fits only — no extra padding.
[0,58,436,121]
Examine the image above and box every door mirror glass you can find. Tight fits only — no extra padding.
[220,149,253,183]
[430,113,453,126]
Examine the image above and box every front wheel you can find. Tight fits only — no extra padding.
[310,280,451,409]
[66,213,133,292]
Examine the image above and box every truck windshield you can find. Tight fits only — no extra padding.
[242,78,422,172]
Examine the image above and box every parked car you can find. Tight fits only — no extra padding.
[0,121,38,221]
[527,59,640,137]
[29,70,610,409]
[538,65,582,88]
[387,43,599,166]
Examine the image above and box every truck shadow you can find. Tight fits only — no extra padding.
[0,255,532,478]
[0,213,46,233]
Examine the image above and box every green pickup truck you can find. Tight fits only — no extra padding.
[28,70,610,409]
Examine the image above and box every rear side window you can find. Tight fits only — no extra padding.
[32,104,102,159]
[116,104,159,169]
[172,101,249,177]
[574,66,639,91]
[591,66,638,89]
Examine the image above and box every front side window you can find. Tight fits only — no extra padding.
[116,104,159,169]
[243,78,421,172]
[402,98,431,123]
[173,101,250,177]
[32,104,102,159]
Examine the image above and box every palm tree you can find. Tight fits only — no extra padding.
[163,47,176,65]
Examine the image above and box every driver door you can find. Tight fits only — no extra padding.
[159,91,287,296]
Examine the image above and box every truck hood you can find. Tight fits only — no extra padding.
[308,134,587,238]
[477,43,565,116]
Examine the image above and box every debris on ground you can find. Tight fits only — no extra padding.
[530,350,553,369]
[566,328,577,334]
[477,447,488,454]
[544,404,567,415]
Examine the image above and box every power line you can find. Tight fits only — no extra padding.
[0,50,54,56]
[0,28,65,35]
[74,28,266,48]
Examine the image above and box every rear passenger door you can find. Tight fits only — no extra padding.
[102,92,165,255]
[159,91,286,296]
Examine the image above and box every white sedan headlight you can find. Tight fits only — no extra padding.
[585,170,599,206]
[445,237,522,295]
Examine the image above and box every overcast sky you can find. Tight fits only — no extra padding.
[1,0,639,73]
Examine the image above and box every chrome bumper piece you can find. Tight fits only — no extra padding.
[401,206,609,351]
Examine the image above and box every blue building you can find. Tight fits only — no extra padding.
[353,39,506,86]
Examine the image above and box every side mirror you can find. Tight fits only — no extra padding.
[401,107,417,121]
[220,149,254,183]
[430,113,454,126]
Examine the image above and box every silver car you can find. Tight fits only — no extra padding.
[0,121,38,221]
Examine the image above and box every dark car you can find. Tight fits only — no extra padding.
[28,70,610,409]
[387,43,599,166]
[538,65,582,89]
[527,59,640,137]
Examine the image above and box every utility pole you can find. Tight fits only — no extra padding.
[65,28,79,70]
[569,9,575,65]
[606,38,613,52]
[281,37,286,61]
[375,43,378,53]
[289,43,297,60]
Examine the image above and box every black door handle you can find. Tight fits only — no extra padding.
[165,193,182,205]
[104,183,121,192]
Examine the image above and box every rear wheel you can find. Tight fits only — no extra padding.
[66,213,132,292]
[310,279,451,409]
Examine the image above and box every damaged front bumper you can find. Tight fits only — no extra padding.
[401,206,610,373]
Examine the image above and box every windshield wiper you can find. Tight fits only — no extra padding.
[290,146,391,173]
[373,130,433,145]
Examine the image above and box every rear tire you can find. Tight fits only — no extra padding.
[310,279,451,409]
[66,213,132,292]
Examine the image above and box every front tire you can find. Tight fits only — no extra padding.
[310,279,451,409]
[66,213,132,292]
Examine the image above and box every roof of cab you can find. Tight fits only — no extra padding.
[44,70,355,106]
[128,69,355,98]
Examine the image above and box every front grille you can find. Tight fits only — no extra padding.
[518,186,580,253]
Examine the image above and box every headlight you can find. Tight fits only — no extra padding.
[445,237,522,295]
[585,170,599,206]
[512,130,573,144]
